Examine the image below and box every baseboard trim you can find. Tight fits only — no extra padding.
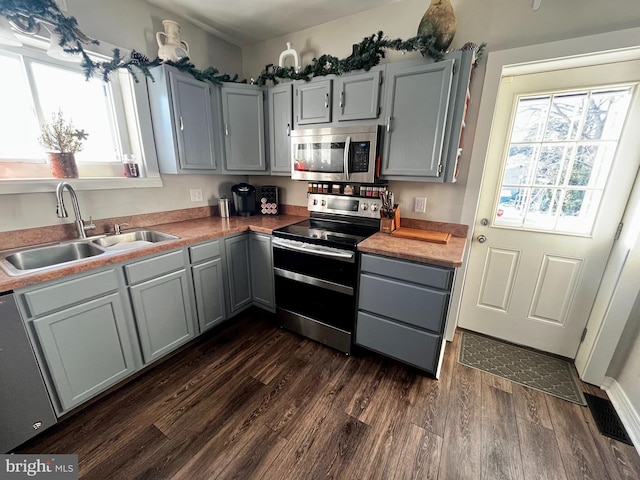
[602,376,640,453]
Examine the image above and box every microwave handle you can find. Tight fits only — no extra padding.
[344,136,351,181]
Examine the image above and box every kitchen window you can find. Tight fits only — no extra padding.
[0,39,160,191]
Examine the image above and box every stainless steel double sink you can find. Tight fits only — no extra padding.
[0,230,179,276]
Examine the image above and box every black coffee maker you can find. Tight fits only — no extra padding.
[231,183,256,216]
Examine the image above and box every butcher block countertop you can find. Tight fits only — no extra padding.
[0,215,305,292]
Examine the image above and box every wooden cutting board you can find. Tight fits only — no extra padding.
[391,228,451,244]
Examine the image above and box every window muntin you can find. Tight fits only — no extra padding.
[495,87,633,235]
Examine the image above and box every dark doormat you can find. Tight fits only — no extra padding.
[584,393,633,445]
[458,331,586,405]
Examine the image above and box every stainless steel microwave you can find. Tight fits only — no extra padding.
[290,125,381,183]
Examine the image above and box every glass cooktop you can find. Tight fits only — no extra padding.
[273,218,378,248]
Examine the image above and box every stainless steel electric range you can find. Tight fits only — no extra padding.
[272,193,382,353]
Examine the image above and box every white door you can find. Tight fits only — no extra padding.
[459,60,640,358]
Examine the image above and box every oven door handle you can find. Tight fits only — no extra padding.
[272,238,355,262]
[274,268,354,296]
[344,135,351,181]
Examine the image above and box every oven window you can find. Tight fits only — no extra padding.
[273,248,356,285]
[293,142,346,173]
[275,276,356,332]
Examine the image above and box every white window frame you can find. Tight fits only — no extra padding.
[0,34,161,194]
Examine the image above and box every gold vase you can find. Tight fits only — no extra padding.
[47,152,79,178]
[417,0,457,51]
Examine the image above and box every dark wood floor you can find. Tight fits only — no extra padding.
[19,309,640,479]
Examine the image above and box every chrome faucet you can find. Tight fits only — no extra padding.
[55,181,96,239]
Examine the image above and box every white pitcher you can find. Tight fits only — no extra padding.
[156,20,190,61]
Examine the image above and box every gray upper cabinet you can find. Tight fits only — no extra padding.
[381,59,455,180]
[147,65,219,174]
[294,78,332,126]
[440,50,475,183]
[126,250,195,365]
[224,234,253,313]
[334,68,382,122]
[268,83,293,175]
[221,83,267,173]
[249,233,275,311]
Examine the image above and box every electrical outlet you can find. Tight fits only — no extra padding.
[190,189,203,203]
[414,196,427,213]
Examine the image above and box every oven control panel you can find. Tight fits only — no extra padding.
[308,194,382,219]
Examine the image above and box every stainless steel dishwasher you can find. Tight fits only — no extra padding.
[0,292,57,453]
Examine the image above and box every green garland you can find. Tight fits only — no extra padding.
[256,31,469,86]
[0,0,484,85]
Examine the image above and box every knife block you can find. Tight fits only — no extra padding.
[380,206,400,234]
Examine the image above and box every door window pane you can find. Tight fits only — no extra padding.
[497,187,529,227]
[543,93,586,141]
[495,86,633,234]
[524,188,560,230]
[581,90,631,140]
[511,96,549,143]
[504,145,538,185]
[534,145,573,186]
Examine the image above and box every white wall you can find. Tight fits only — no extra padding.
[1,0,245,232]
[608,291,640,382]
[242,0,640,224]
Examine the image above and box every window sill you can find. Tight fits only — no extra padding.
[0,177,164,194]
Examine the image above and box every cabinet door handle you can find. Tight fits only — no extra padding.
[386,117,392,133]
[344,136,351,181]
[324,92,329,108]
[286,123,291,136]
[225,123,229,136]
[179,116,184,131]
[339,92,344,108]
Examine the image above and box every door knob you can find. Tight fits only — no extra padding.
[477,235,487,243]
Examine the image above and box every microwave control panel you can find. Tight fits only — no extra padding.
[351,142,370,172]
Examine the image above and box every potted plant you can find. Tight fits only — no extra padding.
[38,109,89,178]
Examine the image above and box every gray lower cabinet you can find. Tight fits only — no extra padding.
[249,233,275,311]
[268,83,293,175]
[356,254,454,375]
[17,268,140,414]
[224,234,253,313]
[221,83,267,173]
[13,232,276,417]
[190,240,227,332]
[32,293,137,413]
[125,250,195,364]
